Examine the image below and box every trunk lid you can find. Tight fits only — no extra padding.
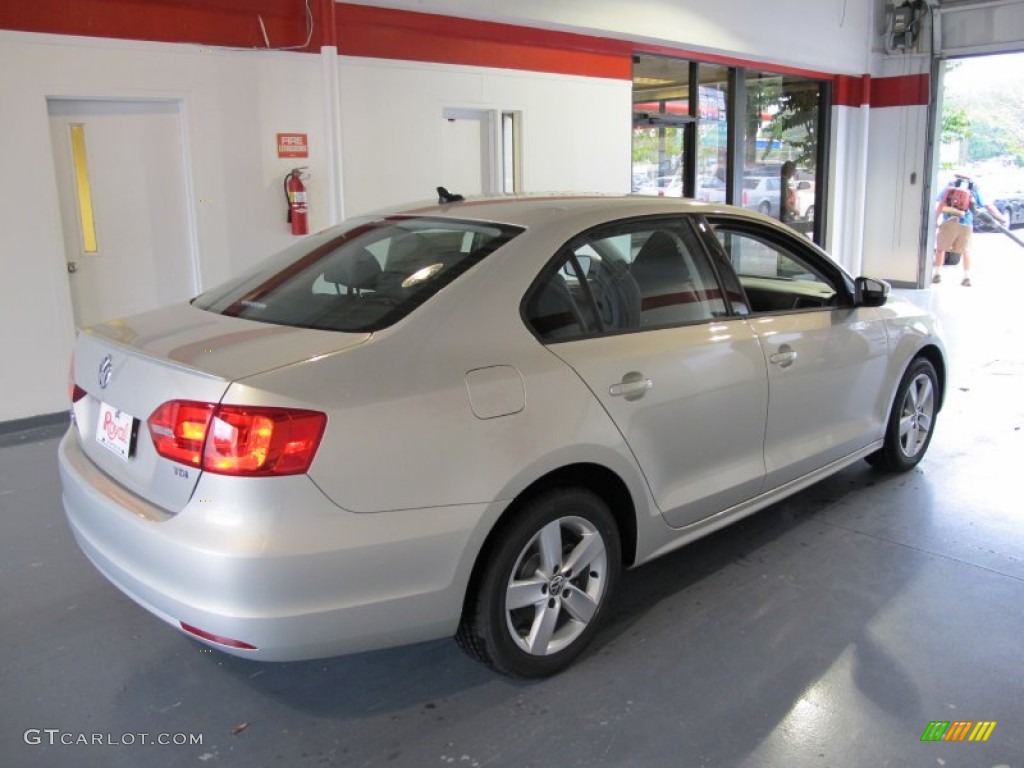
[70,303,369,513]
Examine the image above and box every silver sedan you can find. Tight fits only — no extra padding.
[60,196,945,677]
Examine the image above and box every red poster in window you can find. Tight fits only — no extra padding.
[277,133,308,158]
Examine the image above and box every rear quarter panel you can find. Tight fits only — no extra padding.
[232,224,658,518]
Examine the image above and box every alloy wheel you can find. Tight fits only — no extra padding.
[504,515,608,656]
[898,372,934,458]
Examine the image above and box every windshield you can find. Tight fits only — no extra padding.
[192,216,522,332]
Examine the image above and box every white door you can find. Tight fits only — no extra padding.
[441,108,496,197]
[48,99,196,329]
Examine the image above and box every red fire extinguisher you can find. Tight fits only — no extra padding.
[284,167,309,236]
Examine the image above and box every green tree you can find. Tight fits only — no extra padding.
[942,56,1024,165]
[761,80,819,169]
[967,120,1009,161]
[746,78,781,165]
[941,105,971,146]
[958,88,1024,164]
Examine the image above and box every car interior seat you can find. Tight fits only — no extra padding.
[324,248,382,295]
[586,255,641,333]
[631,230,706,325]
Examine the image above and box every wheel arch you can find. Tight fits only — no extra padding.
[915,343,947,410]
[459,462,639,620]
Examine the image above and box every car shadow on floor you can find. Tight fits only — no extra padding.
[54,455,955,768]
[190,460,920,727]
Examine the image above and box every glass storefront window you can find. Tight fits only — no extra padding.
[632,55,690,197]
[631,54,825,243]
[744,72,821,234]
[696,64,729,206]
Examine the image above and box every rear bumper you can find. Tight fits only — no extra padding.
[58,430,492,660]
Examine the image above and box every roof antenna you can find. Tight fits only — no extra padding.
[437,186,465,204]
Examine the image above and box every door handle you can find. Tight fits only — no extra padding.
[609,371,653,401]
[769,344,797,368]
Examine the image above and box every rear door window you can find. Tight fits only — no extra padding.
[523,217,731,342]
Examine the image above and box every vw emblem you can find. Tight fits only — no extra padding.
[98,354,113,389]
[549,574,566,597]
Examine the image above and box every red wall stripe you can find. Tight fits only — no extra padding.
[318,0,337,48]
[0,0,931,108]
[0,0,315,50]
[834,75,867,107]
[833,73,929,108]
[333,3,632,79]
[870,73,930,108]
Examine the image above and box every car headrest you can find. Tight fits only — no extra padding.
[323,248,382,290]
[632,231,691,291]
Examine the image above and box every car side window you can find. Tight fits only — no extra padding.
[522,253,601,341]
[523,218,728,342]
[710,222,842,313]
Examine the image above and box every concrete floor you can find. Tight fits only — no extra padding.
[2,232,1022,768]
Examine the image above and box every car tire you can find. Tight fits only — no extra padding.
[456,488,621,678]
[758,201,771,215]
[805,204,814,220]
[866,357,939,472]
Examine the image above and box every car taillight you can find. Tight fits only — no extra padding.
[148,401,216,467]
[148,401,326,476]
[204,405,326,476]
[69,355,86,403]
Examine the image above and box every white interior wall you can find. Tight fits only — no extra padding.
[337,58,631,216]
[344,0,875,75]
[0,31,631,423]
[0,31,326,423]
[10,1,1012,422]
[826,103,868,277]
[861,101,931,284]
[828,91,928,287]
[860,55,932,285]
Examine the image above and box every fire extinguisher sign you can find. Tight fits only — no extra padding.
[277,133,308,158]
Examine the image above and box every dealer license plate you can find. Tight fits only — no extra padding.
[95,402,137,461]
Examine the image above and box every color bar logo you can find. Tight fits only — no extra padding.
[921,720,997,742]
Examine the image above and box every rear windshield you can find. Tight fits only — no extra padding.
[192,216,522,332]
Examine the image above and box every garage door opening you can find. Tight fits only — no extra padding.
[931,52,1024,286]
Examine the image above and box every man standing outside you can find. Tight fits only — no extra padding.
[933,170,1007,286]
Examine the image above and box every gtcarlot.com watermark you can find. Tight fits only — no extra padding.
[24,729,203,747]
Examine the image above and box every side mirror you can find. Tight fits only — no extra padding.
[855,276,890,307]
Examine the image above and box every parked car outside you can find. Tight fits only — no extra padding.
[973,191,1024,231]
[792,179,816,220]
[742,176,782,215]
[636,174,683,197]
[60,195,946,678]
[697,175,726,203]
